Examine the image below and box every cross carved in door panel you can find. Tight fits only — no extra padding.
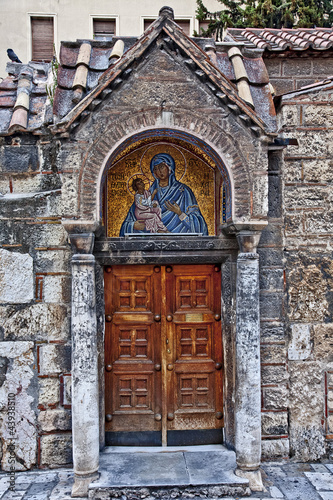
[178,374,213,409]
[176,276,210,310]
[117,276,150,310]
[177,325,211,358]
[115,375,153,411]
[117,326,151,359]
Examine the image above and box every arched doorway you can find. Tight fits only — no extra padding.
[101,129,231,446]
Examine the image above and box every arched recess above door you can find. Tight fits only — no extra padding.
[101,129,232,237]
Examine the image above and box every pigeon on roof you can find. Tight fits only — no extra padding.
[7,48,22,63]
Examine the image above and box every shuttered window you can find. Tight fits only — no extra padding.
[144,18,190,35]
[31,17,54,61]
[199,21,210,35]
[93,19,115,40]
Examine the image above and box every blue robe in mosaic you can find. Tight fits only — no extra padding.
[119,153,208,236]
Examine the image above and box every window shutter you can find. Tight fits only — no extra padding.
[93,19,115,40]
[175,20,190,36]
[144,19,190,35]
[31,17,54,61]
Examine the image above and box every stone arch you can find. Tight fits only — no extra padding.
[78,108,253,224]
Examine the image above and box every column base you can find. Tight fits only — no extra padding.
[72,471,99,498]
[235,468,264,492]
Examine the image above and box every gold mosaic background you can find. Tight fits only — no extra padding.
[107,142,216,237]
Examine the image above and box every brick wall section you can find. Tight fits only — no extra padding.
[278,86,333,460]
[264,53,333,95]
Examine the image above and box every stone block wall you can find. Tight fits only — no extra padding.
[264,53,333,95]
[277,85,333,460]
[0,136,73,470]
[258,149,289,459]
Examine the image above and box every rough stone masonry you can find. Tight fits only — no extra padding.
[0,8,332,492]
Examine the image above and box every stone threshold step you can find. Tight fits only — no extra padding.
[88,448,250,499]
[89,484,251,499]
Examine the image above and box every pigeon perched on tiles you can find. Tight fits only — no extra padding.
[7,48,22,63]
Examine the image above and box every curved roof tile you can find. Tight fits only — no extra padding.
[227,28,333,51]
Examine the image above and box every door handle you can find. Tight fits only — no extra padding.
[105,314,112,322]
[214,314,221,321]
[166,314,173,322]
[154,314,161,322]
[167,364,174,371]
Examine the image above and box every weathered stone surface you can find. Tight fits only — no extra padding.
[261,344,287,364]
[43,275,71,304]
[0,145,39,173]
[288,323,312,361]
[289,361,326,460]
[38,409,71,432]
[288,264,329,322]
[0,303,69,341]
[0,249,33,303]
[63,375,72,405]
[261,438,290,458]
[302,159,332,183]
[261,323,285,343]
[39,344,71,375]
[260,292,283,320]
[279,105,299,126]
[285,186,329,209]
[235,252,261,470]
[259,268,284,291]
[0,341,36,470]
[261,365,288,385]
[262,412,288,435]
[34,249,71,274]
[313,324,333,361]
[40,434,72,467]
[38,377,60,406]
[303,104,333,126]
[263,386,288,410]
[282,59,312,76]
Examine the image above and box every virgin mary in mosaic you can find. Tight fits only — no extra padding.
[119,153,208,236]
[106,141,219,237]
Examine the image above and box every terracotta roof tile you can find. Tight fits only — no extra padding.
[60,44,80,67]
[243,57,269,84]
[227,28,333,51]
[57,67,76,89]
[0,92,16,108]
[0,77,18,91]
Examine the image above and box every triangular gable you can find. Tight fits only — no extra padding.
[51,7,271,136]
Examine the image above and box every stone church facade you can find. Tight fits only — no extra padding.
[0,7,332,496]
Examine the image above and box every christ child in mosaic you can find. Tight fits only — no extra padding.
[132,177,168,233]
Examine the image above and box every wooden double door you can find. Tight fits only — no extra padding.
[104,264,224,446]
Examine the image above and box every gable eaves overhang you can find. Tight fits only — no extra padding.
[50,9,274,137]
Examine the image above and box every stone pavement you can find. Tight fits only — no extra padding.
[1,459,333,499]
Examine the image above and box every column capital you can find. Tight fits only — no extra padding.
[222,222,266,253]
[236,231,262,254]
[62,220,101,256]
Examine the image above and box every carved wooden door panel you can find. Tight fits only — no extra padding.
[104,264,223,446]
[165,265,223,445]
[104,265,162,444]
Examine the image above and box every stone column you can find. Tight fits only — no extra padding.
[234,230,263,491]
[64,224,100,497]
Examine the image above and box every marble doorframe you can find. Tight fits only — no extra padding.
[63,222,265,496]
